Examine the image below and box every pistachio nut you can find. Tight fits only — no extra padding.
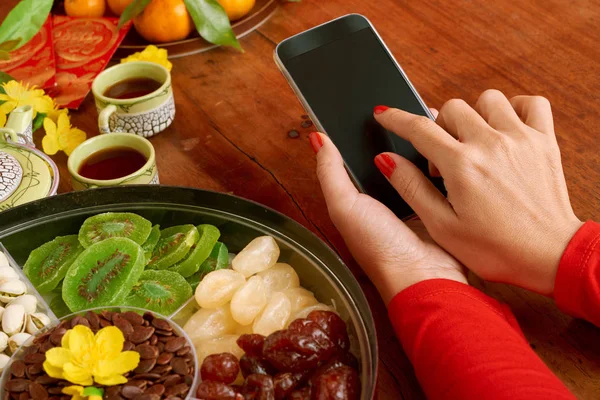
[2,304,25,336]
[0,252,8,268]
[0,331,8,353]
[8,332,32,354]
[26,313,52,335]
[0,266,19,283]
[0,353,9,373]
[0,280,27,303]
[7,294,37,315]
[0,305,4,320]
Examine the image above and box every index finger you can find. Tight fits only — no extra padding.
[311,132,360,220]
[374,107,460,170]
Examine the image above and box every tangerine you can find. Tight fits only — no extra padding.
[106,0,135,16]
[64,0,106,18]
[218,0,255,21]
[133,0,194,43]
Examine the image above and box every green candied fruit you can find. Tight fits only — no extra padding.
[168,224,220,277]
[142,225,161,261]
[23,235,83,294]
[146,225,199,270]
[124,270,192,315]
[78,212,152,248]
[62,237,145,312]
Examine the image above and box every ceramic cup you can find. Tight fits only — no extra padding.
[92,61,175,138]
[67,132,159,191]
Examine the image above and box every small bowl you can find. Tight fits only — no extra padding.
[0,306,199,399]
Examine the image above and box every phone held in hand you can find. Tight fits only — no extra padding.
[274,14,445,220]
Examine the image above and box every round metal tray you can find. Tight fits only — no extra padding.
[0,185,378,399]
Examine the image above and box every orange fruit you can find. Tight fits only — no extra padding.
[107,0,134,16]
[218,0,255,21]
[64,0,107,18]
[133,0,194,43]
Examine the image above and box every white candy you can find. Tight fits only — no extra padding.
[230,276,268,326]
[283,287,318,315]
[232,236,280,277]
[236,323,254,335]
[293,303,335,321]
[257,263,300,295]
[0,252,8,268]
[253,292,291,336]
[183,305,238,345]
[195,269,246,309]
[195,334,243,365]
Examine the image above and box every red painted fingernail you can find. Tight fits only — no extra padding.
[374,154,396,179]
[374,105,389,115]
[309,132,323,153]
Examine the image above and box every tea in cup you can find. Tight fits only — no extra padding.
[67,132,159,190]
[91,61,175,137]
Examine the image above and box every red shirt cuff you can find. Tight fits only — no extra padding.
[554,220,600,324]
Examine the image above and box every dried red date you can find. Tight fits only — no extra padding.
[287,387,310,400]
[273,372,307,400]
[311,366,360,400]
[236,334,266,357]
[307,311,350,352]
[310,352,360,387]
[240,355,276,378]
[241,374,274,400]
[263,326,335,372]
[196,381,240,400]
[201,353,240,385]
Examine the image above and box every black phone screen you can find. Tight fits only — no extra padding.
[280,23,444,218]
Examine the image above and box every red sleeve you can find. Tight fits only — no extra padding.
[388,279,575,400]
[554,220,600,326]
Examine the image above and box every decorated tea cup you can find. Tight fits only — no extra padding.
[67,132,159,191]
[91,61,175,138]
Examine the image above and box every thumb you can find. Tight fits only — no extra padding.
[374,152,455,223]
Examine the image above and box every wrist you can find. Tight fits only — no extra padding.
[375,264,469,306]
[541,218,584,296]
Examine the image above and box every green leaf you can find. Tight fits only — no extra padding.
[82,387,104,397]
[32,113,46,132]
[0,71,14,95]
[184,0,241,50]
[118,0,152,28]
[0,0,53,53]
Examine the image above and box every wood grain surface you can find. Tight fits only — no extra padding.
[1,0,599,398]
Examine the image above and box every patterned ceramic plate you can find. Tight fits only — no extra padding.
[0,151,23,202]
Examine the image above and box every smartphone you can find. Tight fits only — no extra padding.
[274,14,445,219]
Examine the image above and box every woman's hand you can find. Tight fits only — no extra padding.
[373,90,583,295]
[309,132,467,305]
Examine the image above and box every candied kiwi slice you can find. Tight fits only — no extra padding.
[168,224,220,277]
[50,288,71,318]
[23,235,83,294]
[142,224,161,260]
[124,270,192,315]
[146,225,199,270]
[78,212,152,248]
[186,241,229,290]
[62,237,146,312]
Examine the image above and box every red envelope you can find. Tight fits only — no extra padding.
[49,16,131,109]
[0,17,57,90]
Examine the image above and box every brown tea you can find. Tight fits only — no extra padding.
[79,147,148,181]
[103,77,163,100]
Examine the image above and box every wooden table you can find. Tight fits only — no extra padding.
[2,0,600,398]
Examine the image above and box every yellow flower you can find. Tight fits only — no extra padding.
[0,80,54,118]
[121,45,173,71]
[44,325,140,387]
[42,113,86,156]
[0,109,6,127]
[47,104,69,123]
